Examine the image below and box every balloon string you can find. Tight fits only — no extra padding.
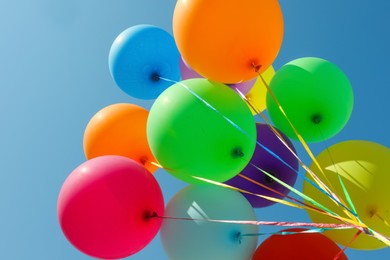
[153,212,370,241]
[194,176,310,211]
[236,87,357,220]
[152,210,390,246]
[237,173,362,226]
[312,125,341,193]
[249,162,340,218]
[152,212,359,229]
[254,71,357,221]
[150,161,164,168]
[316,125,362,224]
[366,228,390,246]
[333,230,362,260]
[194,176,364,228]
[237,173,314,209]
[241,227,352,237]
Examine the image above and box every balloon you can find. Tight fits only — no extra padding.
[266,57,354,142]
[303,140,390,249]
[147,78,256,184]
[229,79,256,95]
[245,66,275,115]
[252,228,347,260]
[173,0,284,83]
[179,56,256,95]
[109,24,180,99]
[225,123,298,208]
[83,103,157,173]
[161,185,258,260]
[179,56,202,80]
[57,156,164,259]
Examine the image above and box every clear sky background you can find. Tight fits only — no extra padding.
[1,0,389,259]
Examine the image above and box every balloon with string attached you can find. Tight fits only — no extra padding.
[303,140,390,249]
[109,24,181,99]
[173,0,284,83]
[225,123,298,208]
[266,57,353,142]
[57,156,164,259]
[83,103,158,173]
[161,185,258,260]
[252,228,347,260]
[147,78,256,184]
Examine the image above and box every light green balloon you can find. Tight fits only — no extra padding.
[266,57,354,142]
[147,78,256,184]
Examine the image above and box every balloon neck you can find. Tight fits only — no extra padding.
[144,211,158,220]
[251,62,262,73]
[368,207,377,218]
[264,173,275,184]
[151,72,160,82]
[140,156,148,165]
[311,114,322,124]
[232,148,244,158]
[233,231,242,244]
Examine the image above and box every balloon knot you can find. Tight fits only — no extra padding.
[251,62,262,73]
[144,211,158,220]
[232,148,244,158]
[151,72,160,82]
[233,232,242,244]
[264,173,275,184]
[362,227,374,236]
[368,208,377,218]
[311,114,322,124]
[140,156,148,165]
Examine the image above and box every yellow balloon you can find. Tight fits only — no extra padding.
[245,66,275,115]
[303,140,390,249]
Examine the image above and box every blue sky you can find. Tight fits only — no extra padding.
[1,0,389,259]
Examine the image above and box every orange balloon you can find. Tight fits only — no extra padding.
[173,0,283,83]
[83,103,157,173]
[252,228,347,260]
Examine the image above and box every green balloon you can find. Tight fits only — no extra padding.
[266,57,354,142]
[147,78,256,184]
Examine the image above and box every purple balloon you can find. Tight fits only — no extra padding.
[179,57,256,94]
[225,123,299,208]
[228,79,256,95]
[179,56,202,79]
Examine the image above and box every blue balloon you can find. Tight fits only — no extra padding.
[161,185,258,260]
[109,24,181,99]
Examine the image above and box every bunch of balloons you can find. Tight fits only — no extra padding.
[57,0,390,259]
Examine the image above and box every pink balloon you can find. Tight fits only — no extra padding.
[179,56,256,94]
[57,155,164,259]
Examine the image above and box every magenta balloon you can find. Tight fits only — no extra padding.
[225,123,298,208]
[180,56,256,94]
[57,155,164,259]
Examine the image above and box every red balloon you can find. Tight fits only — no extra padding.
[57,156,164,259]
[252,228,347,260]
